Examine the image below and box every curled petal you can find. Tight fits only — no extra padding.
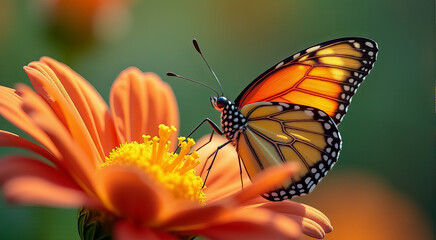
[183,208,301,240]
[115,221,178,240]
[288,215,327,239]
[96,165,169,223]
[110,68,179,144]
[258,200,333,237]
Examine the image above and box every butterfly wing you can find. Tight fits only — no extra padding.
[237,102,341,201]
[234,37,378,124]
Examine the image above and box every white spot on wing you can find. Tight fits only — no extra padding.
[308,184,316,193]
[305,177,311,184]
[365,41,374,48]
[304,110,314,116]
[306,45,321,53]
[279,102,290,108]
[275,61,284,69]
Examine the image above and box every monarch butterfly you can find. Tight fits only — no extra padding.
[168,37,378,201]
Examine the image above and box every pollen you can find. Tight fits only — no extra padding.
[102,124,205,205]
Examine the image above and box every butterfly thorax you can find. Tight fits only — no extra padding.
[220,101,247,143]
[210,96,247,143]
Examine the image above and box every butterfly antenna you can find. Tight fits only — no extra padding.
[166,72,220,96]
[193,39,225,96]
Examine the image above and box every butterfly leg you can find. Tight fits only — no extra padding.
[176,118,223,152]
[200,149,217,176]
[195,130,215,152]
[187,118,223,138]
[238,155,244,190]
[202,140,232,188]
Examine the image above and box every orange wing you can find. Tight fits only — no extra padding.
[234,37,378,124]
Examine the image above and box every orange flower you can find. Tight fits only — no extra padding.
[0,57,332,239]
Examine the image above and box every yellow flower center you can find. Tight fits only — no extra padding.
[101,124,205,205]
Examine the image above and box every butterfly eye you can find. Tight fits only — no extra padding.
[216,97,228,108]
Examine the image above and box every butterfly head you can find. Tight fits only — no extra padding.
[210,96,229,112]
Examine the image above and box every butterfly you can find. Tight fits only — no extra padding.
[169,37,378,201]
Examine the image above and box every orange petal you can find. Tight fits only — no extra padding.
[160,164,298,229]
[231,162,299,204]
[40,57,120,156]
[183,208,301,240]
[17,84,96,192]
[3,176,98,207]
[115,221,178,240]
[0,130,57,164]
[24,63,103,164]
[96,165,169,223]
[0,86,58,156]
[0,155,97,207]
[110,68,179,144]
[0,155,77,188]
[159,203,234,229]
[287,215,326,239]
[258,200,333,235]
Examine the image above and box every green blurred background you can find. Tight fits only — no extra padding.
[0,0,434,239]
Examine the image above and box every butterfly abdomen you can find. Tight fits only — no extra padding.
[221,101,248,143]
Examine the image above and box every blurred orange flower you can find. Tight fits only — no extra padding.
[0,57,332,239]
[37,0,133,50]
[300,172,433,240]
